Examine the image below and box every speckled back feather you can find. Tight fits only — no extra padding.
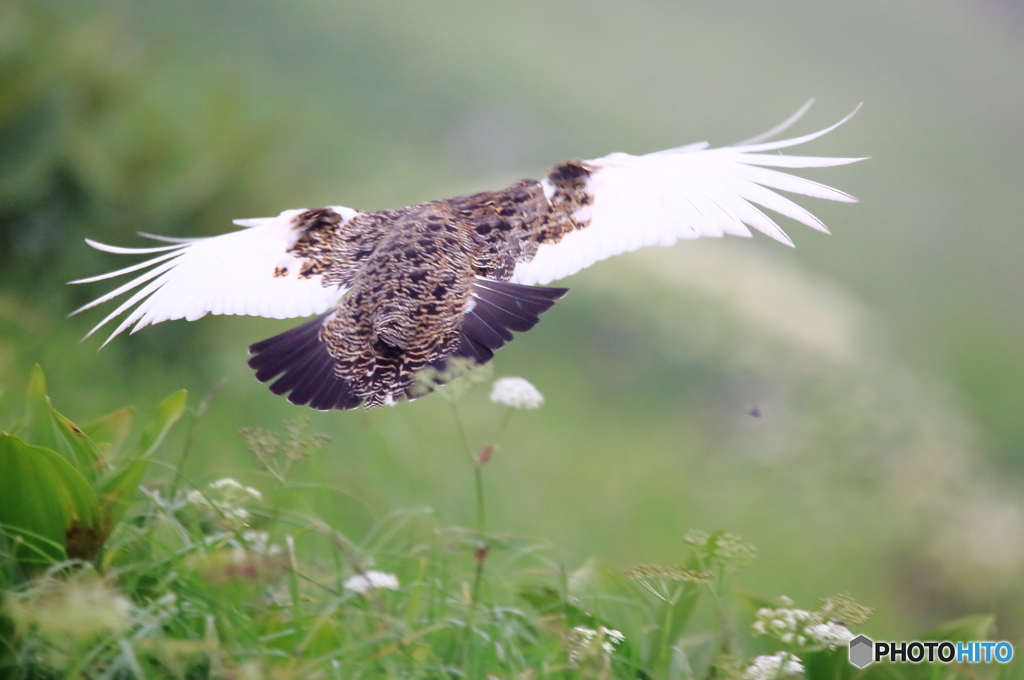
[249,168,586,408]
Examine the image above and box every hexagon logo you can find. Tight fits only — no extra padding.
[849,634,874,668]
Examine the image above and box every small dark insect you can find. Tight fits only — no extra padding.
[71,103,863,410]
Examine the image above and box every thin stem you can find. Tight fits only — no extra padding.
[167,377,226,500]
[449,402,475,462]
[449,402,484,535]
[493,408,515,446]
[474,464,486,535]
[658,594,677,672]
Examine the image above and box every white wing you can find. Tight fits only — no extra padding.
[511,103,865,286]
[70,207,356,345]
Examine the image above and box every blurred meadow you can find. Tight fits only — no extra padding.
[3,0,1024,662]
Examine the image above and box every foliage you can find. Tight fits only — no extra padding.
[0,1,269,287]
[0,369,1017,679]
[0,366,186,579]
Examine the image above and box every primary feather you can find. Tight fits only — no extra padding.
[72,103,864,409]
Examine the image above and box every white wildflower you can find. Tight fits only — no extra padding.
[744,652,804,680]
[344,570,400,594]
[807,622,854,649]
[239,530,281,556]
[210,477,263,500]
[753,595,865,650]
[752,602,820,646]
[601,628,625,654]
[489,377,544,409]
[187,478,263,528]
[568,625,624,665]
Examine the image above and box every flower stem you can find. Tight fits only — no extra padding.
[474,464,486,535]
[658,590,679,672]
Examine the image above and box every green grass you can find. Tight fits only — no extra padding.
[1,367,1017,679]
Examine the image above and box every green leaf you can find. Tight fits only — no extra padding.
[0,386,8,426]
[0,433,100,567]
[83,406,135,458]
[21,365,104,482]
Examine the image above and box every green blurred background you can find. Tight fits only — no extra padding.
[2,0,1023,640]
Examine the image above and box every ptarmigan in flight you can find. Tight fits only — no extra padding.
[71,103,864,410]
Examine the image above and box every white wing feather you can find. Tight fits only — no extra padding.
[70,207,354,345]
[511,104,865,286]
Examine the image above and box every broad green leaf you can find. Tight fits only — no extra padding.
[0,433,100,566]
[83,406,135,458]
[21,365,103,482]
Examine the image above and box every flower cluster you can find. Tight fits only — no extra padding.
[684,530,757,570]
[806,621,855,648]
[623,563,715,584]
[567,625,625,665]
[743,652,804,680]
[186,477,263,528]
[489,377,544,409]
[820,592,873,628]
[240,416,330,468]
[343,570,400,595]
[752,594,866,650]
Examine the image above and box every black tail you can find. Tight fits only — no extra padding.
[455,279,568,365]
[248,314,362,411]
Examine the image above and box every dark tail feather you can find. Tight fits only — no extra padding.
[455,278,568,361]
[404,280,567,402]
[248,314,361,410]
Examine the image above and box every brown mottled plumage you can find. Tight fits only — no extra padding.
[250,162,590,408]
[73,104,864,410]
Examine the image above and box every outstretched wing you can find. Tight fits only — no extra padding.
[511,103,865,286]
[70,207,358,345]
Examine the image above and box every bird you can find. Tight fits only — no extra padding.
[70,102,864,410]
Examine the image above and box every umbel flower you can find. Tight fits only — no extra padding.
[490,376,544,409]
[567,625,625,665]
[186,477,264,530]
[752,594,870,650]
[744,652,804,680]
